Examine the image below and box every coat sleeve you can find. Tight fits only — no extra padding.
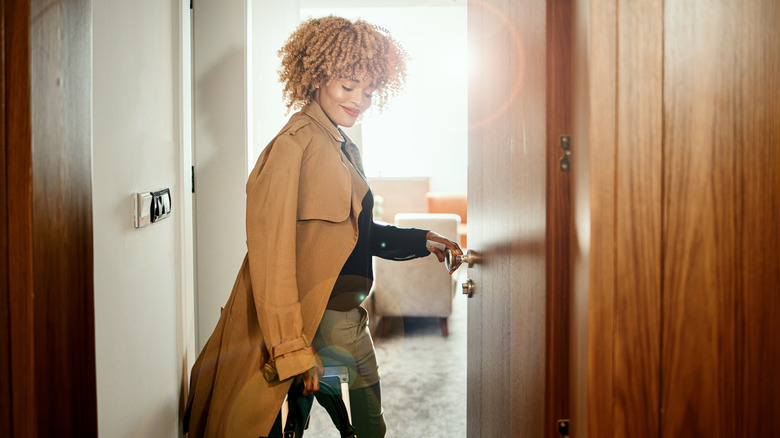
[245,131,319,382]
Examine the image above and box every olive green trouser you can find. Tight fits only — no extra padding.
[265,306,386,437]
[265,382,385,438]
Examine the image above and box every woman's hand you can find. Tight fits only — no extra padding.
[299,364,323,395]
[297,347,323,395]
[426,231,463,274]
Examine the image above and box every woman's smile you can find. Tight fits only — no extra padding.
[341,106,360,118]
[314,75,375,127]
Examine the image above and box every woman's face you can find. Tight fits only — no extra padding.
[314,75,376,128]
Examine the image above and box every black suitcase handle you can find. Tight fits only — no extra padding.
[314,379,356,438]
[283,380,357,438]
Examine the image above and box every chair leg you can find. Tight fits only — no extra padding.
[440,317,449,337]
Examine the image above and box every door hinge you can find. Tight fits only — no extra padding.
[559,135,571,171]
[557,419,570,437]
[191,165,195,193]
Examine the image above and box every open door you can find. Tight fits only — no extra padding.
[466,0,571,436]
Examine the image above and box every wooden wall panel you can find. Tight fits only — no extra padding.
[1,2,11,434]
[582,0,618,436]
[662,0,780,435]
[613,0,663,436]
[366,177,430,222]
[576,0,778,436]
[30,0,97,435]
[568,0,592,435]
[2,0,37,436]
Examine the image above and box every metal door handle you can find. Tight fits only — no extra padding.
[445,249,480,271]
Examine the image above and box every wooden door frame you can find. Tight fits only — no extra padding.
[545,0,573,436]
[2,1,97,436]
[2,0,37,435]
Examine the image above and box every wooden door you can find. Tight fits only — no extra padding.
[2,1,97,436]
[662,0,780,434]
[570,0,780,436]
[467,0,572,436]
[2,1,36,435]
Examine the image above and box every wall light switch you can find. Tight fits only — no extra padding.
[134,192,153,228]
[134,188,172,228]
[151,188,172,223]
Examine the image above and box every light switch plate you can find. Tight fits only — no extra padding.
[150,188,172,223]
[134,192,153,228]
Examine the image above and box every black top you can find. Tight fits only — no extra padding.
[330,142,430,302]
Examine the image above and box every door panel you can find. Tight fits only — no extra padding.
[662,0,780,435]
[571,0,780,436]
[467,1,548,436]
[613,1,664,436]
[570,0,618,436]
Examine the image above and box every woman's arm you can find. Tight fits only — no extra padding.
[245,132,320,384]
[370,222,429,260]
[371,223,462,268]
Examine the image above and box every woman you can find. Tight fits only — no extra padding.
[184,16,462,438]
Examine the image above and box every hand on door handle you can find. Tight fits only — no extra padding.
[445,249,480,271]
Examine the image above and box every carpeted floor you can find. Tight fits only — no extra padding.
[305,286,468,437]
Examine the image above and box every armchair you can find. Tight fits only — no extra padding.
[372,213,461,337]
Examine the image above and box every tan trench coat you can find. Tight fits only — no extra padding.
[185,101,368,438]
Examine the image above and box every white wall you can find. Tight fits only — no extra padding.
[92,1,194,436]
[192,0,251,351]
[251,1,301,163]
[193,0,301,350]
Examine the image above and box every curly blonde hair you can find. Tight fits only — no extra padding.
[278,16,408,111]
